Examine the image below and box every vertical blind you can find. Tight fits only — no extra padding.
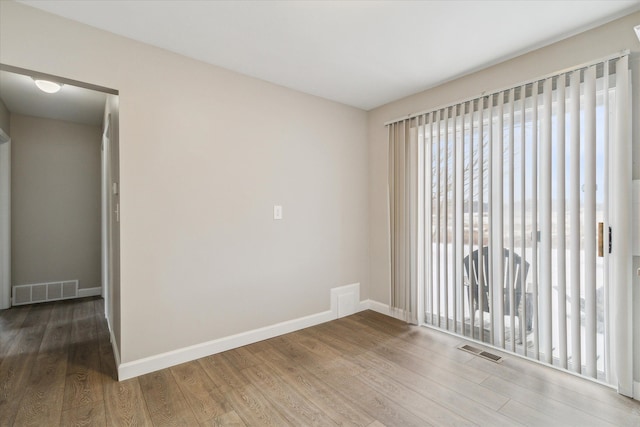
[387,52,631,391]
[388,121,418,323]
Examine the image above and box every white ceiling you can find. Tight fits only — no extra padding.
[14,0,640,111]
[0,70,107,126]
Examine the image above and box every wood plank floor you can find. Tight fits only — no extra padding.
[1,298,639,426]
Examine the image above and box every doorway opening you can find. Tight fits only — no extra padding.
[0,64,120,332]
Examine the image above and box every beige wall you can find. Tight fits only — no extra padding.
[0,2,369,363]
[0,97,9,134]
[11,114,101,290]
[368,11,640,382]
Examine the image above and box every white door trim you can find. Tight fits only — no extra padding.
[0,127,11,310]
[101,114,111,322]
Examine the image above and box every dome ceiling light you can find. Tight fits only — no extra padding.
[33,79,63,94]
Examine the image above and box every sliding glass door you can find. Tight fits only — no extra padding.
[419,55,629,385]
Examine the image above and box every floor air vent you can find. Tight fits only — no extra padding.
[12,280,78,306]
[459,344,503,363]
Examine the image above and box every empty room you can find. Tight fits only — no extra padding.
[1,1,639,426]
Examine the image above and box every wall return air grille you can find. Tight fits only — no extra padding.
[12,280,78,306]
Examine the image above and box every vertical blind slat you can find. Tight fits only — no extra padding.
[459,107,467,336]
[496,93,505,348]
[427,115,434,325]
[584,66,597,378]
[389,124,395,308]
[456,106,464,335]
[467,103,475,338]
[452,110,458,333]
[556,76,568,369]
[519,85,528,357]
[443,110,449,330]
[508,88,516,352]
[415,116,421,322]
[478,100,485,343]
[394,121,406,308]
[418,115,429,322]
[541,78,553,364]
[531,82,540,360]
[403,120,417,323]
[400,121,404,311]
[487,96,494,346]
[569,71,582,373]
[400,120,404,312]
[435,111,441,327]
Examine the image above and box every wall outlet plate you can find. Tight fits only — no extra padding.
[273,205,283,220]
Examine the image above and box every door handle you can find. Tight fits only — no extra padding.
[597,222,604,257]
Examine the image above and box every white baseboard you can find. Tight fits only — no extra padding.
[634,381,640,401]
[353,298,396,317]
[78,286,102,298]
[363,299,411,322]
[117,283,364,381]
[366,300,390,315]
[358,299,371,312]
[118,308,335,380]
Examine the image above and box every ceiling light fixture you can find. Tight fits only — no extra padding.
[635,25,640,42]
[33,79,63,94]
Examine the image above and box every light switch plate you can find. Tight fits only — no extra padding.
[273,205,283,220]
